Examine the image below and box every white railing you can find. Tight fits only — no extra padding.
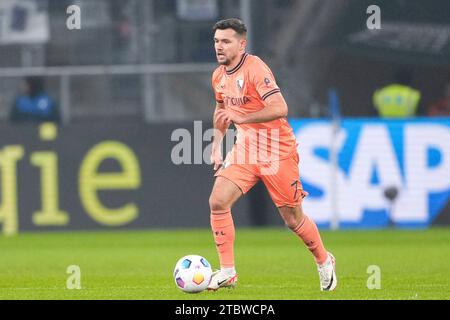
[0,63,217,123]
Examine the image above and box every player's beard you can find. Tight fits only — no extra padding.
[217,56,230,66]
[217,52,237,66]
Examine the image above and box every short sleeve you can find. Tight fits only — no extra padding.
[251,59,281,101]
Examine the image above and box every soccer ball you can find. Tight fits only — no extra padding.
[173,255,212,293]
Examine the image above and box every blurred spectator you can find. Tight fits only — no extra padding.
[427,79,450,116]
[112,13,133,64]
[10,77,60,123]
[373,68,421,117]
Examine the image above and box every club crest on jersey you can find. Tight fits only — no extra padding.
[237,79,244,91]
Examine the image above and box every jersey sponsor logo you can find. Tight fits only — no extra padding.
[224,95,251,107]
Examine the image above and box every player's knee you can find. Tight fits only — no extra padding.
[284,215,300,230]
[209,194,231,212]
[280,206,304,229]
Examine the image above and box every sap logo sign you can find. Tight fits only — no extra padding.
[291,120,450,226]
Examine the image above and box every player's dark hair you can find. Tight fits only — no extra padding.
[213,18,247,36]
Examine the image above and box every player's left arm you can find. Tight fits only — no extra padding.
[215,92,287,125]
[241,93,288,124]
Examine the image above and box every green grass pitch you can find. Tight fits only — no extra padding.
[0,228,449,300]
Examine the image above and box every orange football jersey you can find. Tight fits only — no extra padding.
[212,53,297,163]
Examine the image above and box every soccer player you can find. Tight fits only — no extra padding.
[207,18,337,291]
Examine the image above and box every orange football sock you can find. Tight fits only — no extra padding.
[210,210,235,268]
[292,215,328,265]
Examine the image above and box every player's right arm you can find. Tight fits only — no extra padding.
[211,68,229,170]
[211,101,229,170]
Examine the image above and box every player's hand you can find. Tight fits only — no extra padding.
[216,109,246,125]
[215,109,231,126]
[211,148,223,171]
[215,109,231,128]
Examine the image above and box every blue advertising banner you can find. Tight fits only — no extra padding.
[290,118,450,228]
[0,120,448,234]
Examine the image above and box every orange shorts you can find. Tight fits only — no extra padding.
[214,149,308,207]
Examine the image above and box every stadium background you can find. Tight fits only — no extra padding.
[0,0,448,234]
[0,0,449,301]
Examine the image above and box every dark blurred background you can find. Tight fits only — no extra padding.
[0,0,449,234]
[0,0,449,123]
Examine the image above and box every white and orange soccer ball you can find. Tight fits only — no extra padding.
[173,255,212,293]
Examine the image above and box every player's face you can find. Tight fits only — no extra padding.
[214,29,246,66]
